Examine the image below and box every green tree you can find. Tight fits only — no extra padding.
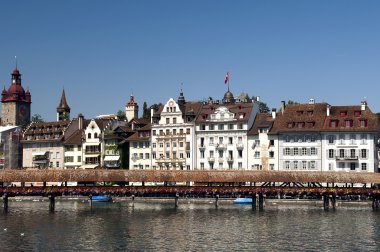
[31,114,44,122]
[259,101,270,113]
[287,100,300,106]
[116,110,126,121]
[142,101,151,120]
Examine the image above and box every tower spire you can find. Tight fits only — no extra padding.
[57,88,71,121]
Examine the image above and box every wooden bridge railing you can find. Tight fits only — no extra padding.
[0,170,380,184]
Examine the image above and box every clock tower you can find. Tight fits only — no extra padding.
[1,68,31,127]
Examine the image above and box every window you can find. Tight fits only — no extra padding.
[166,152,170,158]
[238,123,243,129]
[219,150,224,158]
[309,161,316,170]
[94,133,98,138]
[328,163,333,170]
[350,149,356,158]
[361,163,367,171]
[284,148,290,156]
[219,162,223,169]
[180,153,184,158]
[310,147,317,155]
[350,134,356,144]
[187,153,190,158]
[302,161,307,170]
[173,142,177,148]
[210,151,214,158]
[166,129,170,135]
[285,161,290,169]
[361,134,367,144]
[228,137,233,144]
[179,142,183,147]
[269,164,274,170]
[56,161,60,168]
[87,133,91,139]
[200,124,205,130]
[159,143,163,148]
[339,149,345,158]
[307,110,314,116]
[139,142,144,148]
[209,124,214,130]
[218,124,224,130]
[139,153,144,159]
[339,135,345,145]
[219,137,223,144]
[180,129,184,134]
[269,151,274,158]
[301,148,307,156]
[173,118,177,124]
[340,111,347,117]
[293,148,299,156]
[350,163,356,170]
[153,130,156,136]
[200,151,205,158]
[344,120,353,128]
[238,162,242,169]
[328,149,335,159]
[186,128,190,134]
[145,153,150,159]
[293,161,298,170]
[361,149,367,159]
[166,142,170,148]
[209,137,214,145]
[359,119,367,128]
[298,122,305,128]
[64,156,74,162]
[78,146,81,151]
[330,120,338,128]
[65,145,74,152]
[238,150,243,158]
[152,153,156,159]
[200,162,204,169]
[287,122,293,128]
[56,152,60,159]
[328,135,335,144]
[354,110,361,117]
[77,156,81,162]
[254,151,260,158]
[152,143,156,148]
[228,124,234,130]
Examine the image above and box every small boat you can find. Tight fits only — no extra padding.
[90,195,112,202]
[233,198,252,204]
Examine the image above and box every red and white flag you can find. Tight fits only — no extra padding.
[224,72,229,84]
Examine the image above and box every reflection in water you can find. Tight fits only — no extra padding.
[0,201,379,251]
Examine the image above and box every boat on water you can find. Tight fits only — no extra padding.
[90,195,112,202]
[233,198,252,204]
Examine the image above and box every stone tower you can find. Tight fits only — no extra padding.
[125,94,138,122]
[57,89,71,121]
[1,68,31,126]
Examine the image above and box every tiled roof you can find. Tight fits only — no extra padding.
[269,103,328,134]
[63,130,83,145]
[22,121,70,142]
[322,105,379,132]
[248,113,274,136]
[196,102,254,123]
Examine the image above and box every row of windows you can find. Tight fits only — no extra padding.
[251,164,275,170]
[327,134,367,144]
[199,123,244,131]
[199,162,244,169]
[153,152,190,159]
[329,119,367,128]
[200,150,243,159]
[133,164,150,169]
[254,151,275,158]
[331,162,368,170]
[327,149,368,159]
[87,132,99,139]
[283,147,318,156]
[284,161,317,170]
[152,141,188,149]
[284,135,318,143]
[199,136,244,146]
[64,156,82,163]
[153,128,191,136]
[132,153,150,160]
[132,142,150,148]
[165,117,178,124]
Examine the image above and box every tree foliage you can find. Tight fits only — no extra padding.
[31,114,44,122]
[286,100,300,106]
[116,110,126,121]
[142,101,151,120]
[259,102,270,113]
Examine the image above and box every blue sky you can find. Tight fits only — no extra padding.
[0,0,379,121]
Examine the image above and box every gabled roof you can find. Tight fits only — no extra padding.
[57,89,70,112]
[269,103,328,134]
[248,113,274,136]
[196,102,254,123]
[63,130,82,145]
[22,121,70,142]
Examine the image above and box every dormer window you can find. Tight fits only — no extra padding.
[297,111,303,116]
[330,120,339,128]
[354,111,361,117]
[88,133,91,139]
[307,122,315,128]
[344,120,353,128]
[340,111,347,117]
[359,119,367,128]
[307,110,314,116]
[297,122,305,128]
[287,122,294,128]
[94,133,98,138]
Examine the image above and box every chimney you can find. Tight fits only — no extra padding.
[271,108,276,119]
[361,101,367,111]
[281,101,286,114]
[150,108,154,124]
[78,113,84,130]
[256,96,260,102]
[326,104,331,117]
[309,98,315,104]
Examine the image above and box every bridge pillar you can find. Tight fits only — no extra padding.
[372,197,379,210]
[258,193,264,210]
[323,195,329,210]
[48,193,55,212]
[2,193,8,212]
[330,194,336,209]
[43,182,46,187]
[251,193,257,210]
[215,195,219,208]
[175,193,179,208]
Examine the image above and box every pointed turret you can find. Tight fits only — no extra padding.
[57,89,71,121]
[125,94,139,122]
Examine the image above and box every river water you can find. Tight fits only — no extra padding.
[0,199,379,251]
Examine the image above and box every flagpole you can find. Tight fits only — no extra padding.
[228,72,230,92]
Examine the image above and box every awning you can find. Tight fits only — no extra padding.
[32,152,48,156]
[104,156,120,161]
[80,164,99,169]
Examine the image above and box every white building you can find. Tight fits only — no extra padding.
[127,123,152,170]
[195,93,259,170]
[151,91,201,170]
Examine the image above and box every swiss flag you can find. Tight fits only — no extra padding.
[224,72,229,84]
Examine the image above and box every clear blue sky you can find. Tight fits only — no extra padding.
[1,0,379,121]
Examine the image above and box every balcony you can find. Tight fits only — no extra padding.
[336,155,359,161]
[198,144,206,150]
[156,133,186,140]
[215,143,226,150]
[208,157,215,162]
[227,157,234,162]
[236,143,244,150]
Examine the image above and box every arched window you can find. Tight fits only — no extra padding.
[94,133,98,138]
[88,133,91,139]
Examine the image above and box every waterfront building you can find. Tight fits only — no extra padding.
[0,126,22,169]
[247,111,277,170]
[1,68,31,127]
[270,99,326,171]
[321,101,379,172]
[151,90,202,170]
[127,122,152,170]
[57,89,70,121]
[22,121,70,168]
[81,118,114,169]
[195,92,259,170]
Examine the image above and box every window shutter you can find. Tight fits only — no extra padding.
[364,120,368,127]
[350,120,353,127]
